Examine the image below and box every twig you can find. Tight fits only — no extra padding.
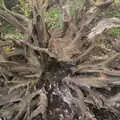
[74,44,95,64]
[101,53,120,67]
[23,42,56,58]
[0,71,8,81]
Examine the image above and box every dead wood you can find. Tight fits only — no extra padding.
[0,0,120,120]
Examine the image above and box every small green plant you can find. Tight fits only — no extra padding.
[69,0,84,20]
[3,23,14,34]
[2,23,24,39]
[19,0,30,16]
[108,10,120,18]
[109,27,120,36]
[105,4,120,18]
[45,7,63,29]
[3,46,14,52]
[5,33,24,39]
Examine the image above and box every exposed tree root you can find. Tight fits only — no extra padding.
[0,0,120,120]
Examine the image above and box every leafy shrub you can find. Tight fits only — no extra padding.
[45,7,63,29]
